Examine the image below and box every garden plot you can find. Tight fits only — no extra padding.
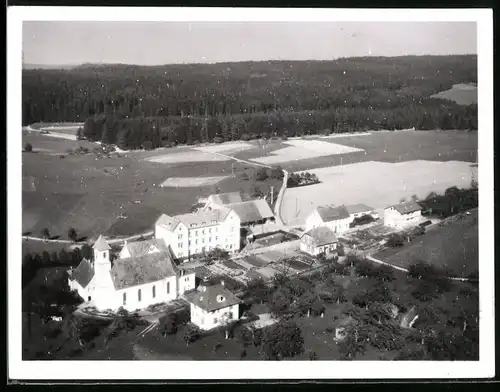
[194,141,254,155]
[146,151,230,164]
[281,160,478,227]
[159,176,227,188]
[251,139,364,165]
[242,255,269,268]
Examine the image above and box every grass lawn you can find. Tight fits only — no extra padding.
[243,255,269,268]
[22,239,72,256]
[284,258,314,272]
[222,259,246,271]
[373,209,478,277]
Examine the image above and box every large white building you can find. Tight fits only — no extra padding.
[155,207,241,260]
[305,204,377,233]
[68,235,195,311]
[185,283,241,330]
[384,201,423,229]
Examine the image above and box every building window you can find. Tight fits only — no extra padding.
[138,289,142,302]
[178,243,183,248]
[188,240,191,246]
[214,317,218,324]
[167,282,170,294]
[228,312,233,320]
[123,292,127,305]
[209,228,212,233]
[196,231,199,236]
[103,251,107,259]
[225,245,229,249]
[178,234,183,239]
[202,229,205,234]
[215,236,218,241]
[152,285,156,298]
[196,239,198,245]
[202,238,205,244]
[209,237,212,242]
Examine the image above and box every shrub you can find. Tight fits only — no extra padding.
[161,313,179,336]
[213,136,224,144]
[24,142,33,152]
[142,141,153,150]
[183,323,201,346]
[261,321,304,360]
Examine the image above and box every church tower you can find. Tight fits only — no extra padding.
[92,235,114,308]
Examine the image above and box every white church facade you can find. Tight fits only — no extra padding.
[68,235,195,311]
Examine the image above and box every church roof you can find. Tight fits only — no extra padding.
[68,258,94,288]
[93,235,110,251]
[185,284,241,313]
[110,251,178,290]
[123,238,169,258]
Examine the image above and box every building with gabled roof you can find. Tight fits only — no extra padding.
[155,207,241,260]
[204,191,244,208]
[384,200,423,229]
[119,238,169,259]
[300,226,338,256]
[185,282,241,330]
[305,203,379,233]
[67,235,195,311]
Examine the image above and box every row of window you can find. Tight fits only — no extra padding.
[122,282,171,305]
[177,243,236,258]
[198,312,233,325]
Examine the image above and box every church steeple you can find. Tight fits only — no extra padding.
[93,235,111,268]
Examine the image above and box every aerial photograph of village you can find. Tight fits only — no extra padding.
[20,18,480,363]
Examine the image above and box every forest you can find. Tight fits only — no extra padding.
[22,55,478,150]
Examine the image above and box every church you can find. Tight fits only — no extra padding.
[68,235,195,311]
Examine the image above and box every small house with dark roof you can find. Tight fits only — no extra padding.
[185,282,241,330]
[300,226,338,256]
[67,235,195,311]
[384,200,423,229]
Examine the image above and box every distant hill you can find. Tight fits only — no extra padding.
[23,63,79,70]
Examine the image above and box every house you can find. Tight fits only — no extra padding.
[333,316,358,341]
[300,226,338,256]
[68,235,195,311]
[345,204,379,220]
[204,192,275,226]
[155,207,241,260]
[185,282,241,330]
[384,201,423,229]
[305,205,351,233]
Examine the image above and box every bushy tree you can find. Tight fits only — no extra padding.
[24,142,33,152]
[68,227,78,242]
[261,321,304,360]
[183,323,201,346]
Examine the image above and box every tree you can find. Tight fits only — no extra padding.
[80,244,93,260]
[386,233,404,248]
[183,323,201,346]
[76,127,85,140]
[255,168,269,181]
[58,249,69,264]
[68,227,78,242]
[41,228,51,240]
[162,312,179,336]
[24,142,33,152]
[261,321,304,360]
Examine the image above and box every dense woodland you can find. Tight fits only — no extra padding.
[23,55,478,150]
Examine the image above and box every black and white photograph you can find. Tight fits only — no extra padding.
[8,7,494,381]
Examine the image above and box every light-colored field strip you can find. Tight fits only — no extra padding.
[146,151,230,163]
[194,141,254,155]
[281,160,478,227]
[251,139,364,165]
[159,176,227,188]
[319,132,373,139]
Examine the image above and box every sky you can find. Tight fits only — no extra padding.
[22,21,477,66]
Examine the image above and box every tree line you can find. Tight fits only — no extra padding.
[22,56,478,150]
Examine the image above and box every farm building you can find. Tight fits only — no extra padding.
[384,201,423,229]
[305,205,351,234]
[185,282,241,330]
[305,204,379,233]
[300,226,338,256]
[345,204,379,220]
[204,191,275,226]
[155,207,241,260]
[68,235,195,311]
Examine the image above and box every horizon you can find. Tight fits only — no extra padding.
[23,21,477,66]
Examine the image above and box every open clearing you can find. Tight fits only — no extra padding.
[194,141,254,155]
[374,208,478,277]
[250,139,364,165]
[159,176,227,188]
[281,160,478,226]
[431,83,478,105]
[146,151,230,164]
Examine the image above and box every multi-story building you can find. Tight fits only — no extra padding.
[155,207,241,260]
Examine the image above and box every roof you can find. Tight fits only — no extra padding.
[225,199,274,223]
[388,200,423,215]
[110,251,178,290]
[209,192,244,205]
[93,235,110,251]
[155,214,180,231]
[156,208,232,231]
[303,226,338,246]
[185,284,241,313]
[123,238,169,258]
[345,204,374,215]
[68,258,94,288]
[316,205,350,222]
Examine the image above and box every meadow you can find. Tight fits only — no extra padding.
[430,83,478,106]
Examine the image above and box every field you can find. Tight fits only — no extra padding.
[22,133,283,242]
[146,151,230,163]
[374,208,478,278]
[159,176,227,188]
[281,159,478,226]
[194,141,255,155]
[431,83,478,106]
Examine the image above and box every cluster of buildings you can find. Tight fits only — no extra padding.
[300,200,423,257]
[67,186,424,331]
